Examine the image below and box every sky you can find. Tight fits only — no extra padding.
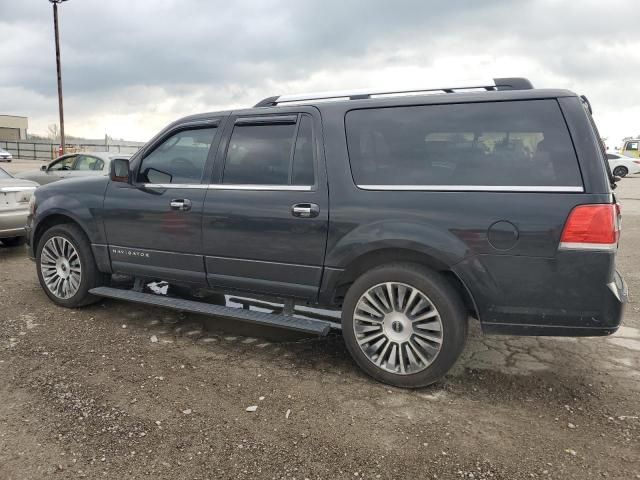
[1,0,639,148]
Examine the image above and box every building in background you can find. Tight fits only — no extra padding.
[0,115,28,141]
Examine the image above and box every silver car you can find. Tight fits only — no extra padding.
[15,151,131,185]
[0,148,13,162]
[0,167,37,246]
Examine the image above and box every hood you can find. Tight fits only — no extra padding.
[36,174,108,194]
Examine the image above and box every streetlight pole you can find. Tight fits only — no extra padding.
[49,0,68,154]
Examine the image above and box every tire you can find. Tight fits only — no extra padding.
[341,263,467,388]
[36,224,108,307]
[1,236,26,247]
[613,166,628,178]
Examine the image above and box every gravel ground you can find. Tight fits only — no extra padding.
[1,174,638,480]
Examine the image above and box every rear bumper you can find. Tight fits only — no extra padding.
[0,208,28,238]
[481,270,627,336]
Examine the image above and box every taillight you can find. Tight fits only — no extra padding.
[633,160,640,165]
[559,204,619,251]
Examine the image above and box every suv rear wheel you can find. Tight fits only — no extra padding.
[341,263,467,388]
[36,224,108,307]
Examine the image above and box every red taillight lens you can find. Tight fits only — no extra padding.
[559,204,619,250]
[633,160,640,165]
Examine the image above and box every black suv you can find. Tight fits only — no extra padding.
[26,77,627,388]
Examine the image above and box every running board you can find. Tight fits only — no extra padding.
[89,287,334,336]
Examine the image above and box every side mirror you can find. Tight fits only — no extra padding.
[145,167,172,184]
[110,158,130,183]
[41,165,47,171]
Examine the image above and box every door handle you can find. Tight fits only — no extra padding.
[170,199,192,211]
[291,203,319,218]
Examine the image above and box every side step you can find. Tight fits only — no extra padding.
[89,286,334,336]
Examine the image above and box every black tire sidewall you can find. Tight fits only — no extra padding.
[341,264,467,388]
[36,224,103,307]
[614,166,628,177]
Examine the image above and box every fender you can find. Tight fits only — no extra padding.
[31,176,110,249]
[325,220,471,269]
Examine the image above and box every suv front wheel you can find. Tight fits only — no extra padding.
[341,264,467,388]
[36,224,107,307]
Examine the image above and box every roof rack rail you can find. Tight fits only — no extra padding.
[254,77,534,108]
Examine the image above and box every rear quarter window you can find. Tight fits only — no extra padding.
[345,100,583,189]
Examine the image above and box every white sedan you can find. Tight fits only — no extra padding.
[0,166,37,246]
[607,152,640,177]
[0,148,13,162]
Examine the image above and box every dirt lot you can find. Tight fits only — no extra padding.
[1,176,638,480]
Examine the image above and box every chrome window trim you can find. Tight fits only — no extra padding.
[143,183,313,191]
[0,186,37,192]
[143,183,208,189]
[211,184,313,191]
[357,184,584,193]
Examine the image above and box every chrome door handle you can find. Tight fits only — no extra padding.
[170,199,192,211]
[291,203,319,218]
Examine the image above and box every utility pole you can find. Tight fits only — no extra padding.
[50,0,68,154]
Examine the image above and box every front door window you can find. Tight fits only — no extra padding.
[49,156,76,171]
[137,128,216,184]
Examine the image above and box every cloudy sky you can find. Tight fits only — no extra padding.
[1,0,639,147]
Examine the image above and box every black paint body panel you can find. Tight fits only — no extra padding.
[27,88,626,336]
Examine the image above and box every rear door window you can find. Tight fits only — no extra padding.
[345,100,583,189]
[74,155,104,171]
[222,115,315,186]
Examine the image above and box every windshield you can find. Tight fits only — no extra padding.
[0,167,12,179]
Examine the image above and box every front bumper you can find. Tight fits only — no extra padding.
[0,208,28,239]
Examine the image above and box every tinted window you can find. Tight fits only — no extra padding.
[292,115,315,185]
[74,155,104,171]
[138,128,216,184]
[626,142,639,151]
[223,122,296,185]
[346,100,582,187]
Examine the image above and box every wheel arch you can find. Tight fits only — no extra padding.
[33,212,91,253]
[321,247,479,320]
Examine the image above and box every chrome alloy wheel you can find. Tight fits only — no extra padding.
[353,282,443,375]
[40,236,82,299]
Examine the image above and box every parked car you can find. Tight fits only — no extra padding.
[620,139,640,158]
[607,152,640,177]
[25,77,627,388]
[15,151,131,185]
[0,148,13,162]
[0,166,37,246]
